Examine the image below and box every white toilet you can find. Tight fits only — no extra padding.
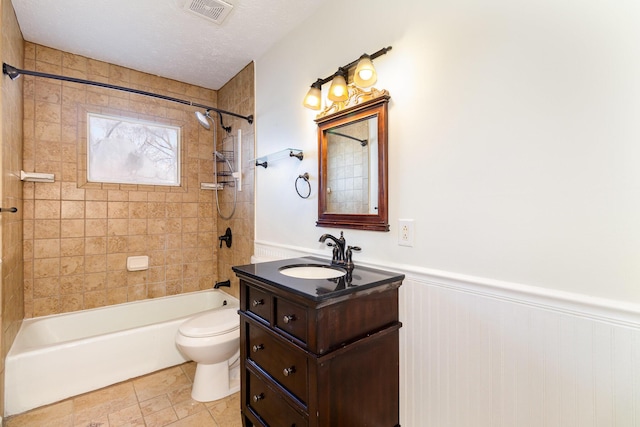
[175,307,240,402]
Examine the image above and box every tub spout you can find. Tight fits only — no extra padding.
[214,280,231,289]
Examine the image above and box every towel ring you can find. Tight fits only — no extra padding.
[295,173,311,199]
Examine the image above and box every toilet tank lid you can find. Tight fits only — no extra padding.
[179,307,239,338]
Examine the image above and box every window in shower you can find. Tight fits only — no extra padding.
[87,113,181,186]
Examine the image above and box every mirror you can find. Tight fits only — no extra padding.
[316,89,390,231]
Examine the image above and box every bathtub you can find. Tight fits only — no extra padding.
[5,289,238,416]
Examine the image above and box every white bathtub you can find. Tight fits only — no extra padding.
[5,289,238,416]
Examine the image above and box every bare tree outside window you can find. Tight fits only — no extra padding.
[87,113,181,186]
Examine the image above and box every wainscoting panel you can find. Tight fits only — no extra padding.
[400,276,640,427]
[253,242,640,426]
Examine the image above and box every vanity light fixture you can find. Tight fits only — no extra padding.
[302,46,392,110]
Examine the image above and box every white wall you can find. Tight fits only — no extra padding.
[255,0,640,305]
[254,1,640,424]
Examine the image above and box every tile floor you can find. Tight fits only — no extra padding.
[5,362,242,427]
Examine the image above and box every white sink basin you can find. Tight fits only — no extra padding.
[279,264,346,280]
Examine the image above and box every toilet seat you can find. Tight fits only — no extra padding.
[179,307,239,338]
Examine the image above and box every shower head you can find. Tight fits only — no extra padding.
[195,110,211,130]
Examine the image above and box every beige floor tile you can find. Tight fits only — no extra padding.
[172,399,206,420]
[166,384,192,406]
[139,395,172,416]
[133,367,191,402]
[74,383,136,411]
[143,406,178,427]
[6,400,74,427]
[205,392,240,416]
[178,362,196,383]
[5,364,241,427]
[73,415,110,427]
[165,410,217,427]
[73,382,138,424]
[211,413,243,427]
[73,405,112,427]
[207,394,242,427]
[113,418,145,427]
[107,403,143,427]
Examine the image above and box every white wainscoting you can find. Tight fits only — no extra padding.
[254,242,640,426]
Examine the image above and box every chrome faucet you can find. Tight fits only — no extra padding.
[319,231,347,265]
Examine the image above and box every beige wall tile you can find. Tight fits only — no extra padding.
[60,275,83,294]
[22,44,253,318]
[33,238,60,258]
[61,219,84,237]
[86,201,107,218]
[61,200,84,218]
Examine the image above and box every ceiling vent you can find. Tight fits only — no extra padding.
[184,0,233,24]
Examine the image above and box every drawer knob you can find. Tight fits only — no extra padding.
[283,314,296,324]
[252,344,264,353]
[252,299,264,307]
[283,366,296,377]
[252,393,264,402]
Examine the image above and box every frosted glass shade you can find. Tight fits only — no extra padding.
[354,55,377,88]
[328,73,348,102]
[303,85,322,110]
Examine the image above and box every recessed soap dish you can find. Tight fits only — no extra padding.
[127,256,149,271]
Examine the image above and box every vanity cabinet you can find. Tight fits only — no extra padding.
[233,257,404,427]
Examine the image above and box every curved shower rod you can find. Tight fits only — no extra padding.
[2,63,253,124]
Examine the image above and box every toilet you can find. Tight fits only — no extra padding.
[175,307,240,402]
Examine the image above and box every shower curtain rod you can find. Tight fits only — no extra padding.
[2,63,253,124]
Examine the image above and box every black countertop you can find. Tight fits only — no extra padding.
[232,256,405,302]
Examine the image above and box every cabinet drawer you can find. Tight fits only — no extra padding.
[247,369,308,427]
[275,297,308,343]
[246,285,271,321]
[248,322,308,403]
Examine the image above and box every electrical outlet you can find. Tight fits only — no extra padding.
[398,219,414,247]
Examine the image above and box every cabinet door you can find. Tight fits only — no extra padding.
[315,326,400,427]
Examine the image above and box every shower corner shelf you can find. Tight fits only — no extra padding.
[253,148,303,169]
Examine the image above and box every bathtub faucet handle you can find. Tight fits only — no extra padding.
[218,227,232,248]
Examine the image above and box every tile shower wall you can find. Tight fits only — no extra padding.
[22,42,242,318]
[1,0,26,416]
[216,63,255,299]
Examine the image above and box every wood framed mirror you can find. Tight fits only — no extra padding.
[316,88,390,231]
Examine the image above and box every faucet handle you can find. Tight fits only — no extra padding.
[345,246,361,267]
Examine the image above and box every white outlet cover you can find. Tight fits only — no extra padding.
[398,219,414,247]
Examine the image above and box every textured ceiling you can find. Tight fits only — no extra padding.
[11,0,326,89]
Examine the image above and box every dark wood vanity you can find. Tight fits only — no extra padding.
[232,257,404,427]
